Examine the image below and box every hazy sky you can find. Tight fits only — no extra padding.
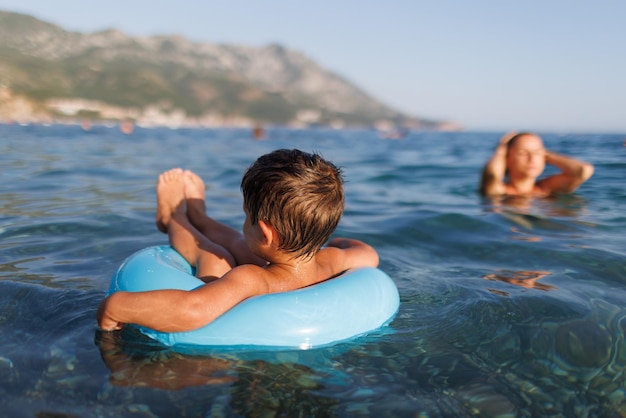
[1,0,624,133]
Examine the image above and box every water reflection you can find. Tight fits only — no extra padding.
[488,194,589,218]
[96,331,236,389]
[483,270,556,294]
[95,330,340,415]
[481,193,593,247]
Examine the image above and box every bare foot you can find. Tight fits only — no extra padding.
[156,168,186,233]
[184,170,207,223]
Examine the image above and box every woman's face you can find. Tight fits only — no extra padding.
[506,134,546,179]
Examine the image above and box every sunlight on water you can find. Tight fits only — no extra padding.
[0,124,624,416]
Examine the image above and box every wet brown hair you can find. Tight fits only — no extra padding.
[506,132,536,154]
[241,149,344,259]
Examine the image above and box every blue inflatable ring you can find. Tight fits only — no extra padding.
[108,246,400,349]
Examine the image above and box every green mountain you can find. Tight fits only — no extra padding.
[0,10,446,128]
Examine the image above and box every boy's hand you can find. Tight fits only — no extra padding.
[97,297,125,331]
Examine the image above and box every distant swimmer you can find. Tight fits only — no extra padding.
[480,132,594,197]
[120,119,134,135]
[252,124,265,140]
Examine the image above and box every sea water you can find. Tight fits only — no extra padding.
[0,124,624,417]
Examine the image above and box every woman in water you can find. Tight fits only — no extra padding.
[480,132,594,197]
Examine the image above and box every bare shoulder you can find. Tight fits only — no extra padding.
[481,184,506,197]
[535,172,588,195]
[196,264,270,298]
[317,240,379,273]
[227,263,270,284]
[480,170,506,196]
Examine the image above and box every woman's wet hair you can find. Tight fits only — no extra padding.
[506,132,536,152]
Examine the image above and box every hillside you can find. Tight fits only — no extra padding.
[0,10,449,129]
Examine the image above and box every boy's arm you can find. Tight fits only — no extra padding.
[480,133,515,196]
[538,151,594,194]
[97,265,266,332]
[325,237,379,270]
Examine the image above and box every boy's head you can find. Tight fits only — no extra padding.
[241,149,344,259]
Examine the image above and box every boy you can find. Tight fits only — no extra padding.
[97,149,379,332]
[480,132,594,197]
